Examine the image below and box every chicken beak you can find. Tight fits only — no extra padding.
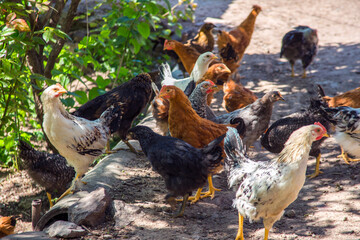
[278,95,285,101]
[211,55,218,60]
[323,132,330,138]
[211,85,218,90]
[55,83,67,95]
[224,67,232,74]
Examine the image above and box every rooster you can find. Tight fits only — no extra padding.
[215,5,262,72]
[280,26,318,78]
[0,216,16,238]
[127,126,224,217]
[224,123,328,240]
[322,106,360,163]
[41,84,120,202]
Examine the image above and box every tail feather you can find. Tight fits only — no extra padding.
[159,63,173,85]
[230,117,246,138]
[201,134,225,171]
[99,105,122,127]
[224,127,246,172]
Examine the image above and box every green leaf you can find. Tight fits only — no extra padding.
[53,29,72,41]
[73,90,88,105]
[96,75,111,89]
[136,22,150,39]
[130,38,141,53]
[145,2,159,15]
[89,87,101,100]
[123,7,136,18]
[61,97,75,108]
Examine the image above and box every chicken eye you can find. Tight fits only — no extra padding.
[166,89,171,93]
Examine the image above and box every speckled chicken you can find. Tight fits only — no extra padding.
[260,99,331,178]
[224,124,328,240]
[73,73,153,153]
[19,140,75,207]
[42,84,120,202]
[128,126,224,217]
[280,26,318,78]
[189,80,217,119]
[213,91,284,150]
[322,106,360,163]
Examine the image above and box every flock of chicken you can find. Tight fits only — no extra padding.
[2,4,358,240]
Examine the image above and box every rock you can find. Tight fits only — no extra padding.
[2,231,53,240]
[44,220,87,238]
[110,200,145,229]
[284,209,296,218]
[69,187,111,227]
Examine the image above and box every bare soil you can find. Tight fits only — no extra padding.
[1,0,360,239]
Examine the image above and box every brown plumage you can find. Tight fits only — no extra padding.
[159,85,245,202]
[317,84,360,108]
[163,39,201,75]
[197,63,232,105]
[216,5,262,71]
[0,216,16,238]
[223,78,258,112]
[184,23,216,54]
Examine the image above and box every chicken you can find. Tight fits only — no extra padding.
[163,39,201,75]
[224,124,328,240]
[260,99,331,178]
[160,52,217,91]
[184,22,216,54]
[19,140,75,207]
[222,78,258,112]
[41,84,120,202]
[153,53,217,135]
[0,216,16,238]
[219,43,240,73]
[216,5,262,71]
[322,106,360,163]
[127,126,224,217]
[197,63,232,106]
[159,85,246,202]
[189,80,217,119]
[280,26,318,78]
[213,91,284,150]
[317,84,360,108]
[73,73,153,153]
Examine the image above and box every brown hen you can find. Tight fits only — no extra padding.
[184,23,216,54]
[318,84,360,108]
[0,216,16,238]
[223,78,258,112]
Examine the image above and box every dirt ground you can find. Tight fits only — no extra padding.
[1,0,360,239]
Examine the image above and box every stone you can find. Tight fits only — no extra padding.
[69,187,111,227]
[44,220,86,238]
[110,200,144,229]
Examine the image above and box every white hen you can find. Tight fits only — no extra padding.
[224,123,328,240]
[160,52,217,91]
[41,83,120,201]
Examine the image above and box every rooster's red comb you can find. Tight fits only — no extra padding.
[314,122,326,132]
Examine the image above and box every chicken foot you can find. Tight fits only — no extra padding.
[301,68,307,78]
[175,188,202,204]
[235,213,244,240]
[166,194,189,217]
[307,154,323,179]
[200,174,221,199]
[338,147,360,164]
[56,174,85,204]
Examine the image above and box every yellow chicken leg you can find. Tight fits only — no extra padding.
[338,147,360,164]
[46,192,54,208]
[291,64,295,77]
[235,213,244,240]
[301,68,307,78]
[56,173,84,203]
[200,175,221,199]
[307,154,323,179]
[264,228,269,240]
[175,188,203,204]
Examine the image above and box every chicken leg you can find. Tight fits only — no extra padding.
[338,147,360,164]
[307,154,323,179]
[109,139,140,154]
[46,192,54,208]
[264,228,269,240]
[301,68,307,78]
[166,193,189,217]
[235,213,244,240]
[56,174,86,203]
[200,174,221,199]
[290,63,295,77]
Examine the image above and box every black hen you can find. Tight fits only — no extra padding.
[18,140,75,207]
[127,125,224,217]
[73,73,153,152]
[280,25,318,78]
[260,99,330,178]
